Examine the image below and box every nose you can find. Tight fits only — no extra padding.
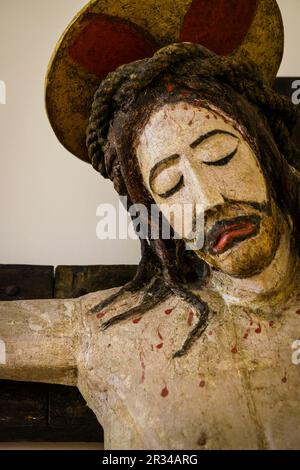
[187,161,225,213]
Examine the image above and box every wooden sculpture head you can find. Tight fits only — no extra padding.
[85,43,300,355]
[46,1,298,356]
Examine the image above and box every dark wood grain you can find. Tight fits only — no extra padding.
[55,264,137,298]
[0,263,138,442]
[0,265,53,301]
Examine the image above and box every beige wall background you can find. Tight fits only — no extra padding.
[0,0,299,267]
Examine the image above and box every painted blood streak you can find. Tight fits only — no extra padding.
[243,313,261,337]
[157,327,163,341]
[246,312,254,326]
[139,349,146,384]
[187,311,194,327]
[156,327,164,349]
[282,370,287,383]
[243,328,251,339]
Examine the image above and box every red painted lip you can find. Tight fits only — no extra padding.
[211,220,258,254]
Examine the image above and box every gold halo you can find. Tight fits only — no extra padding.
[45,0,283,164]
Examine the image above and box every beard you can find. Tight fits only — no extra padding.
[194,198,281,278]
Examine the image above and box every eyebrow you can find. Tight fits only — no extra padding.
[190,129,239,149]
[149,153,180,191]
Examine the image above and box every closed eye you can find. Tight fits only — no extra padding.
[157,174,184,198]
[202,146,238,166]
[190,129,239,166]
[149,153,185,199]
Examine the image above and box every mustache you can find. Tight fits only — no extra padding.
[207,197,271,217]
[187,198,271,251]
[191,197,271,232]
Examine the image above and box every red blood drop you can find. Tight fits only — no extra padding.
[231,346,238,354]
[96,311,106,319]
[255,323,262,334]
[156,343,164,350]
[243,328,250,340]
[161,386,169,398]
[166,83,174,93]
[133,317,142,324]
[69,14,157,78]
[199,380,205,388]
[187,311,194,327]
[180,0,258,56]
[165,308,173,315]
[208,331,213,336]
[269,321,274,328]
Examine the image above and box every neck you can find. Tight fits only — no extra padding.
[209,217,297,313]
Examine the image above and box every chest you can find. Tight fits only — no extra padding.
[78,293,300,450]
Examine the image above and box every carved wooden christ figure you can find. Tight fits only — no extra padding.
[86,42,299,357]
[1,0,300,450]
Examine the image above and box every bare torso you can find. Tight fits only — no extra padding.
[77,266,300,450]
[1,263,300,450]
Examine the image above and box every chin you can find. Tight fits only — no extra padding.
[196,228,280,278]
[195,199,281,278]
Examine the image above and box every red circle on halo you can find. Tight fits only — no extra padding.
[69,14,157,78]
[180,0,258,56]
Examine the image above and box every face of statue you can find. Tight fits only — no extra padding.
[135,101,281,278]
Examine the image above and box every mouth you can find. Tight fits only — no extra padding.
[206,215,261,255]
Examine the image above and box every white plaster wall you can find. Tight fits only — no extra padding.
[0,0,299,266]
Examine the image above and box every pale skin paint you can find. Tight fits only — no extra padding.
[136,102,283,278]
[0,105,300,450]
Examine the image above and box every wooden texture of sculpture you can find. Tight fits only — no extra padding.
[1,0,300,450]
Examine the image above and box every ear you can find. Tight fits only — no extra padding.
[69,13,157,78]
